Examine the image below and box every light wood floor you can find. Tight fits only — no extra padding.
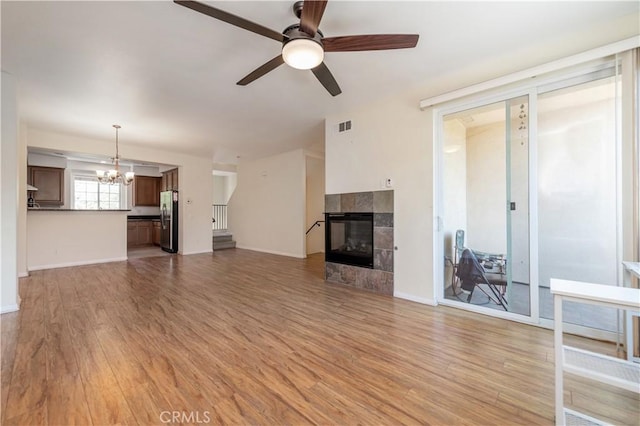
[127,245,172,259]
[2,249,638,425]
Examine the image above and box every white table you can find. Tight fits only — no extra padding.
[551,279,640,425]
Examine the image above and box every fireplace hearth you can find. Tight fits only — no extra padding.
[325,213,374,268]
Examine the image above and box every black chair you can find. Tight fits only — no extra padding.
[455,248,508,310]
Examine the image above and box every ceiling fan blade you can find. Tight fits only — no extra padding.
[299,0,328,37]
[174,0,285,42]
[323,34,419,52]
[311,62,341,97]
[237,55,285,86]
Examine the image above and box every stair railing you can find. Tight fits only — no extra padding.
[306,220,325,235]
[212,204,227,231]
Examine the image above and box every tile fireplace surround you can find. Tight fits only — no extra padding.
[324,190,394,295]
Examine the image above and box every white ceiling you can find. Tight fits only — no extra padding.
[2,1,638,165]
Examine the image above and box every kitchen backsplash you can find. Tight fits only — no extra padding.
[129,205,161,216]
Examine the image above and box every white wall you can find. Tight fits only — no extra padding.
[305,155,325,255]
[27,211,127,270]
[227,149,306,258]
[27,152,67,168]
[325,97,434,305]
[212,173,237,205]
[466,123,507,254]
[24,128,213,256]
[225,174,237,204]
[212,175,227,205]
[1,71,20,313]
[17,123,28,278]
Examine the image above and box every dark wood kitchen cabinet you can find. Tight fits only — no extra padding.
[127,222,137,247]
[132,176,161,206]
[152,221,161,246]
[28,166,65,206]
[161,168,178,191]
[137,221,152,245]
[127,220,153,247]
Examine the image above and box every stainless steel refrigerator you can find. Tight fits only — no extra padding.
[160,190,178,253]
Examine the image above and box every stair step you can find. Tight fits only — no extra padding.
[213,234,233,243]
[213,240,236,250]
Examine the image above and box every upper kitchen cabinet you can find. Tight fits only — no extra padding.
[161,168,178,191]
[28,166,64,206]
[132,176,161,206]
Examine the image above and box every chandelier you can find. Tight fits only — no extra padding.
[96,124,134,185]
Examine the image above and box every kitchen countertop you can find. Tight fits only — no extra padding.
[128,215,160,220]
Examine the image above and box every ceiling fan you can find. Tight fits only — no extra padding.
[174,0,419,96]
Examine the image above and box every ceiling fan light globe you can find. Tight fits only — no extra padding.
[282,39,324,70]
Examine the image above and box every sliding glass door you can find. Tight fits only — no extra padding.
[436,57,632,339]
[441,94,531,317]
[537,71,619,334]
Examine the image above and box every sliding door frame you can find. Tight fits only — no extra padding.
[433,56,631,338]
[434,86,539,325]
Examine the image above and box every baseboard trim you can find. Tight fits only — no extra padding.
[28,257,128,272]
[235,245,305,259]
[181,249,214,255]
[1,304,19,314]
[18,271,29,278]
[394,292,437,306]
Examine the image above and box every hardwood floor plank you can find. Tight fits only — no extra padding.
[0,311,19,424]
[46,374,93,426]
[64,307,136,425]
[3,305,47,423]
[3,272,48,423]
[93,325,172,425]
[403,388,481,426]
[1,250,637,425]
[3,406,47,426]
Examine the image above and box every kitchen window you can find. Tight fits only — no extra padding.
[73,176,123,210]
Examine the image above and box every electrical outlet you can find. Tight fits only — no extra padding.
[385,178,393,188]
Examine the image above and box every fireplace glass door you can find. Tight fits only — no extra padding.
[325,213,374,268]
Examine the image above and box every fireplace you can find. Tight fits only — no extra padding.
[325,213,374,268]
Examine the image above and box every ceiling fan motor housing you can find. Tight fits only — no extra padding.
[282,24,324,46]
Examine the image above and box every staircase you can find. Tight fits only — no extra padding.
[213,230,236,251]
